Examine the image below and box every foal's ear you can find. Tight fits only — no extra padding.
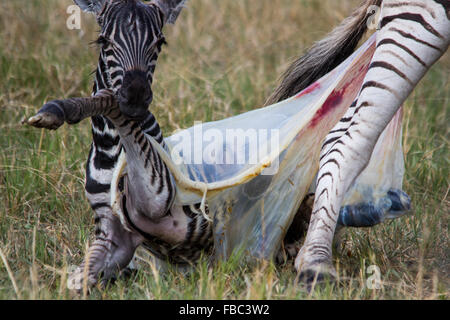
[73,0,107,14]
[153,0,187,24]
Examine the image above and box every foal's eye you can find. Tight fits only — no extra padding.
[155,35,167,47]
[96,36,109,46]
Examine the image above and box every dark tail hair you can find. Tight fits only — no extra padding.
[265,0,382,105]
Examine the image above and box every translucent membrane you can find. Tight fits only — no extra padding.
[118,33,408,261]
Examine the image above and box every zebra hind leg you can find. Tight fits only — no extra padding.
[294,109,413,288]
[295,0,449,287]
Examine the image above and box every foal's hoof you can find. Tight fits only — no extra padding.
[24,101,66,130]
[25,111,64,130]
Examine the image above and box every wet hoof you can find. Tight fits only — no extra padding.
[386,188,411,218]
[119,266,138,280]
[25,111,64,130]
[337,188,411,227]
[24,101,66,130]
[99,266,138,288]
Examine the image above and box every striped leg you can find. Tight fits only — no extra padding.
[70,109,172,289]
[295,1,449,284]
[25,92,143,288]
[68,205,143,290]
[68,138,144,290]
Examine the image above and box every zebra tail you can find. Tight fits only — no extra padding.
[265,0,382,105]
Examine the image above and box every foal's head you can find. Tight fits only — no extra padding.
[74,0,186,120]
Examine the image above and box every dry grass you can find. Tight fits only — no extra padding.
[0,0,448,299]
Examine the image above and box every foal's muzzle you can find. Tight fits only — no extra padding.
[118,70,152,120]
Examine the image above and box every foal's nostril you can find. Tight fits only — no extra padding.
[118,70,152,120]
[125,80,146,103]
[119,71,152,107]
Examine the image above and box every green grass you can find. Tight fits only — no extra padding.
[0,0,448,300]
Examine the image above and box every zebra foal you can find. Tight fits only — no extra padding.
[27,0,216,289]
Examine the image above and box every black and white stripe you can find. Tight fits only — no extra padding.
[65,0,214,290]
[287,0,449,282]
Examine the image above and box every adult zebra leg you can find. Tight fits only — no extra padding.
[295,4,449,284]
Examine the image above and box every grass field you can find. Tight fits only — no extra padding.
[0,0,448,300]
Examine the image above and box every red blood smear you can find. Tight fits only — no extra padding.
[308,60,371,128]
[295,82,321,99]
[309,89,344,128]
[300,40,375,130]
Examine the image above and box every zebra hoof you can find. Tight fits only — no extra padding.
[119,265,139,280]
[385,188,411,218]
[97,266,138,289]
[296,262,337,291]
[26,111,64,130]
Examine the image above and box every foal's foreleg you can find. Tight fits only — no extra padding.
[25,90,144,290]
